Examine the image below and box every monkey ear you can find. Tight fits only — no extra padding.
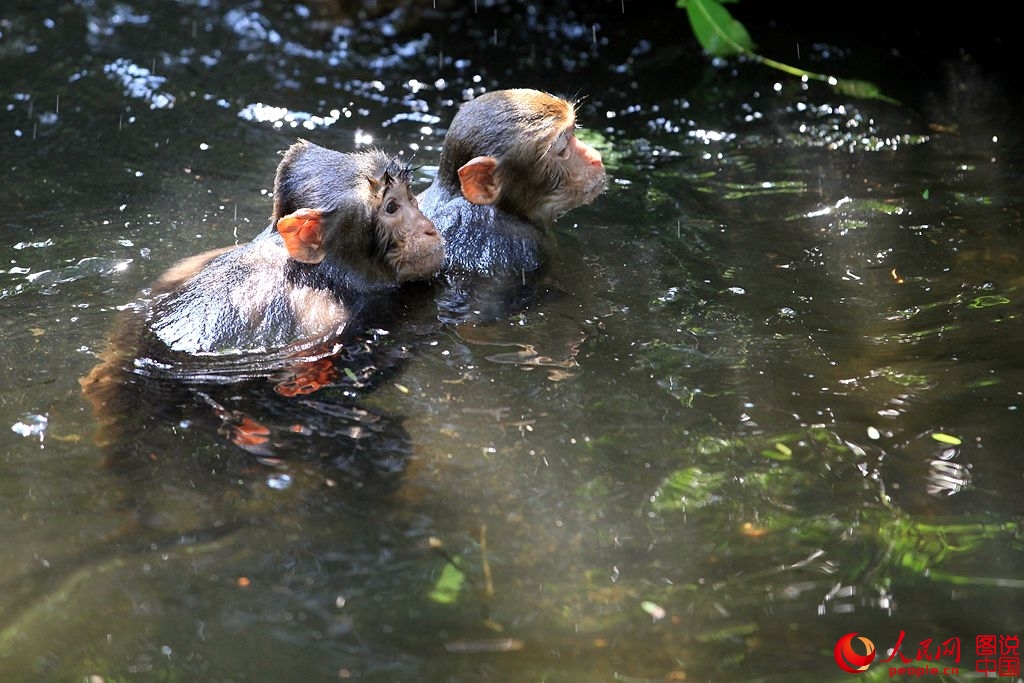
[277,208,327,264]
[457,156,501,205]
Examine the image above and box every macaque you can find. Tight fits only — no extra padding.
[145,139,443,357]
[418,88,606,277]
[80,139,442,461]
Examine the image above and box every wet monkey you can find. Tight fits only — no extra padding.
[142,139,443,357]
[80,140,444,455]
[418,88,606,277]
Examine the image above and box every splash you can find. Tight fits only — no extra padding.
[237,103,341,131]
[11,413,47,445]
[103,58,175,110]
[0,257,132,301]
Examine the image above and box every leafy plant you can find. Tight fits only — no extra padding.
[677,0,899,104]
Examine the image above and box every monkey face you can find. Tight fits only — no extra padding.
[376,179,444,282]
[549,129,606,210]
[516,126,605,228]
[273,143,443,286]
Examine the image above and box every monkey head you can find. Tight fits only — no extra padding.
[273,140,444,285]
[439,89,607,231]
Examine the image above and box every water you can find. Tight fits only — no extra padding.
[1,2,1022,682]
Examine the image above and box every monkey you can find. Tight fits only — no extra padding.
[144,139,443,357]
[418,88,606,278]
[414,89,606,323]
[80,139,443,464]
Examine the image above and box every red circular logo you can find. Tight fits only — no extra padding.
[834,632,876,673]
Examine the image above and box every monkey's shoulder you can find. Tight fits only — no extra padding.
[427,197,546,276]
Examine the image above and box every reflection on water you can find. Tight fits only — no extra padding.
[1,2,1023,682]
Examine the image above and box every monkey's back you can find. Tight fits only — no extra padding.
[146,229,347,356]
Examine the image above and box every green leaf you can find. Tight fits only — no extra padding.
[931,432,962,446]
[682,0,754,57]
[428,561,466,604]
[676,1,898,105]
[761,442,793,461]
[833,78,902,106]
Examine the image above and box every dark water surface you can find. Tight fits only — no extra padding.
[2,2,1022,682]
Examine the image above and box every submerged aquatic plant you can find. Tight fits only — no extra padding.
[648,427,1024,591]
[676,0,900,105]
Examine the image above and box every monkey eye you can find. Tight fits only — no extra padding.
[555,140,571,159]
[384,198,399,214]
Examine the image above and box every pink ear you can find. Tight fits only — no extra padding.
[457,156,501,205]
[277,208,326,263]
